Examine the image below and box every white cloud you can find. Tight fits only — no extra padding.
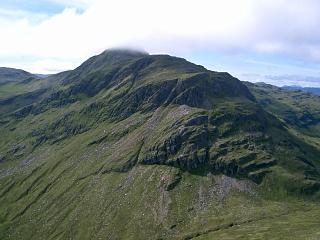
[1,58,78,74]
[241,74,320,87]
[1,0,320,73]
[0,8,48,23]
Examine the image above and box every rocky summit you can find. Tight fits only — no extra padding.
[0,49,320,239]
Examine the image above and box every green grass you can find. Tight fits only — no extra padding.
[195,202,320,240]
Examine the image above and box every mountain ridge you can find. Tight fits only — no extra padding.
[282,85,320,95]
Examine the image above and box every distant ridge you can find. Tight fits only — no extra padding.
[282,85,320,95]
[0,67,37,84]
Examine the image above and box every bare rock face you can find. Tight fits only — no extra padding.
[137,102,278,183]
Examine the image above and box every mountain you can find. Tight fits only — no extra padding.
[0,50,320,239]
[282,85,320,95]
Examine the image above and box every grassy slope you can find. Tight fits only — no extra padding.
[0,51,320,239]
[0,68,41,100]
[245,82,320,148]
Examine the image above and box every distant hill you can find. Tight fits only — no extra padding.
[245,81,320,138]
[0,67,37,84]
[34,73,51,78]
[282,85,320,95]
[0,68,56,100]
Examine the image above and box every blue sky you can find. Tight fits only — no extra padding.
[186,51,320,87]
[1,0,320,87]
[0,0,64,15]
[0,0,89,14]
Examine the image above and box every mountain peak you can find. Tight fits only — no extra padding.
[72,48,148,76]
[101,48,149,57]
[96,48,149,64]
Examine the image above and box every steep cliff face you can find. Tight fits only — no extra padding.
[0,50,320,239]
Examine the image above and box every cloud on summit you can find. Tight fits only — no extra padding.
[1,0,320,74]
